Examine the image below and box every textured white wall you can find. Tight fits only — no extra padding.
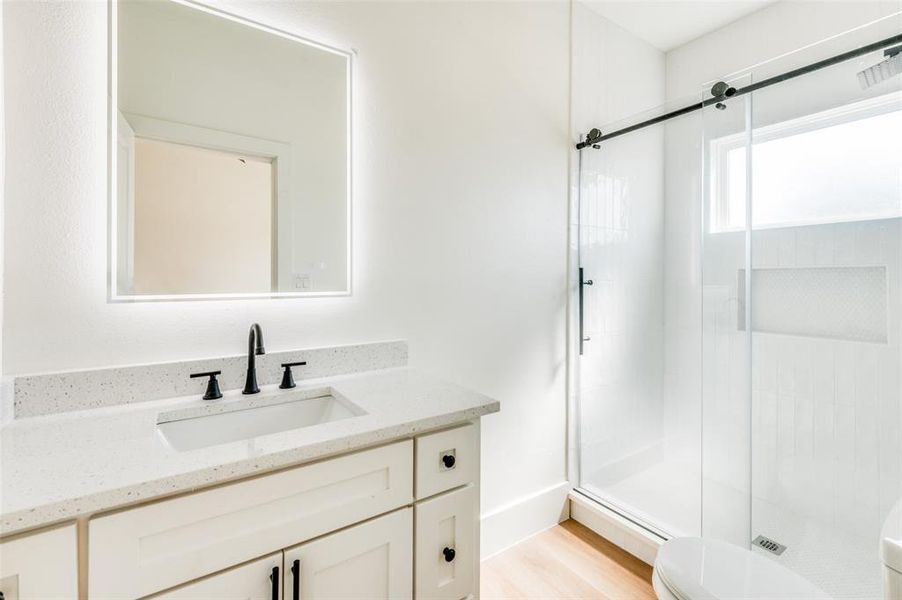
[2,0,570,537]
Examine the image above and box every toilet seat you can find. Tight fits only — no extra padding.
[882,497,902,599]
[652,568,689,600]
[653,537,831,600]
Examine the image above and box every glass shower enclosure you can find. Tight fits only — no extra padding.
[573,25,902,599]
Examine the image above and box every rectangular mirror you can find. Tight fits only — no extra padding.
[111,0,351,299]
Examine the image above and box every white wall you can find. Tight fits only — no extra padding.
[2,0,570,550]
[132,140,273,295]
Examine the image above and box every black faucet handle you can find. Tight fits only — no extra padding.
[190,370,223,400]
[279,362,307,389]
[190,370,222,378]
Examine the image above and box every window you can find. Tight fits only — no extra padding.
[709,92,902,232]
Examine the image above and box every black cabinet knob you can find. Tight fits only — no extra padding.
[442,454,456,469]
[442,547,456,562]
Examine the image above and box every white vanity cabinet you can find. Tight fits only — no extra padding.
[0,524,78,600]
[88,422,480,599]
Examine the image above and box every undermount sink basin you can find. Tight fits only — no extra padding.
[157,391,364,451]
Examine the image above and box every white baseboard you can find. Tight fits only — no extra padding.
[569,490,664,566]
[480,481,570,559]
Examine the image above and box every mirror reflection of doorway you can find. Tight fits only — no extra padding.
[130,138,274,295]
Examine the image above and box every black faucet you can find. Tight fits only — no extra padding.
[243,323,266,394]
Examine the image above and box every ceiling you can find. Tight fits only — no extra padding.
[582,1,777,52]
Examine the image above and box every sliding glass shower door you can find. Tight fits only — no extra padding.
[744,41,901,598]
[575,21,901,599]
[575,98,707,539]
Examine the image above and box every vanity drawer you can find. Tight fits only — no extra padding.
[415,423,476,499]
[89,440,412,599]
[414,485,477,600]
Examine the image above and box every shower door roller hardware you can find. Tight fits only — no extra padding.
[578,267,593,355]
[579,128,603,149]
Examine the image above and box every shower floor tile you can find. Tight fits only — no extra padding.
[752,498,882,599]
[582,458,883,598]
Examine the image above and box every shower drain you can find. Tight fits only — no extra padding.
[753,535,787,556]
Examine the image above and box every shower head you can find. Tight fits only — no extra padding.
[857,45,902,89]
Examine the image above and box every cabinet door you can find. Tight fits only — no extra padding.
[283,508,412,600]
[415,485,476,600]
[152,553,282,600]
[0,524,77,600]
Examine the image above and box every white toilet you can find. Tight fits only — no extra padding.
[652,537,831,600]
[882,497,902,600]
[654,497,902,600]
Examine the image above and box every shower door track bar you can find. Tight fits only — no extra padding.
[571,487,671,542]
[575,31,902,149]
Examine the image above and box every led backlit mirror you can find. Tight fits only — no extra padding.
[111,0,351,299]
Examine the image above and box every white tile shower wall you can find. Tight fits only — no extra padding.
[695,219,902,547]
[571,1,669,523]
[749,219,902,541]
[13,340,407,418]
[739,266,888,343]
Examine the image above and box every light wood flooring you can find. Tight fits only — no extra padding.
[480,519,656,599]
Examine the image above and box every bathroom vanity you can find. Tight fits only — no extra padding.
[91,424,480,599]
[0,346,499,599]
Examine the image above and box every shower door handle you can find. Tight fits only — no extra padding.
[579,267,593,355]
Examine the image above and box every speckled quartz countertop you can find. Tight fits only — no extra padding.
[0,367,499,536]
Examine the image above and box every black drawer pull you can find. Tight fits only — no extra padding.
[443,546,456,562]
[442,454,456,469]
[270,565,279,600]
[291,559,300,600]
